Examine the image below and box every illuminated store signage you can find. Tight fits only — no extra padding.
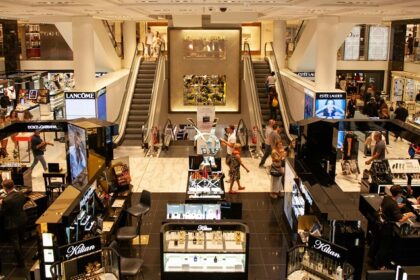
[65,92,95,99]
[59,237,101,261]
[308,236,347,262]
[65,91,96,119]
[27,124,59,130]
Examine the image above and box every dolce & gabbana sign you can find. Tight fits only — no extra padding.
[65,92,95,99]
[59,237,101,261]
[308,236,347,262]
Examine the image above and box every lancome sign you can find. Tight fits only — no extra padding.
[64,91,97,119]
[59,237,101,261]
[308,236,347,263]
[65,92,95,99]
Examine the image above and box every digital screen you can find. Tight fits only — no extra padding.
[97,88,107,120]
[28,89,38,100]
[315,99,346,119]
[68,124,88,188]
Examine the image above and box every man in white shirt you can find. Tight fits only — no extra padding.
[220,124,237,182]
[145,27,154,58]
[259,119,274,167]
[266,72,276,90]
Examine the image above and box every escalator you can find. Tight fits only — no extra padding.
[253,60,273,123]
[122,60,157,145]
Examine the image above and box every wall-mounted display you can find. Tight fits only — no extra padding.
[344,26,361,60]
[368,26,389,61]
[67,124,88,189]
[183,74,226,106]
[315,92,346,120]
[183,34,225,60]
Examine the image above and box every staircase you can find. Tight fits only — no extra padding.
[253,60,271,123]
[123,60,156,145]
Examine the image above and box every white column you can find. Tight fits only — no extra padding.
[115,21,122,44]
[123,21,137,69]
[72,16,95,91]
[315,16,339,91]
[273,20,286,69]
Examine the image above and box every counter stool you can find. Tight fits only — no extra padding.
[105,241,144,280]
[126,189,151,220]
[116,211,141,251]
[46,182,65,201]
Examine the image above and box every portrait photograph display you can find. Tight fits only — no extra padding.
[183,35,225,60]
[315,92,346,120]
[183,74,226,106]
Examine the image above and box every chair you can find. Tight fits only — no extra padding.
[105,241,144,280]
[126,190,151,218]
[116,212,141,243]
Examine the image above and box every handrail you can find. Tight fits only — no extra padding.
[143,51,166,145]
[112,47,141,145]
[102,20,123,57]
[265,42,294,142]
[293,20,306,50]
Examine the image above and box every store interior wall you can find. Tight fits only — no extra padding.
[260,21,273,56]
[104,74,129,122]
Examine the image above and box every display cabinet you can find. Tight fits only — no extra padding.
[161,221,249,280]
[167,203,221,220]
[186,170,225,202]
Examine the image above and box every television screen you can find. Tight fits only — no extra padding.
[315,98,346,119]
[68,124,88,189]
[28,89,38,100]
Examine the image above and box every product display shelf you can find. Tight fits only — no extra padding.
[49,90,64,111]
[161,221,249,280]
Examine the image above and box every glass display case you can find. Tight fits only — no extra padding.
[186,170,225,201]
[161,221,249,280]
[167,203,221,220]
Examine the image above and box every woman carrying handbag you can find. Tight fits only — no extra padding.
[270,139,285,199]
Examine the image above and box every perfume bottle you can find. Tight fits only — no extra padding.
[194,256,197,262]
[335,265,343,280]
[214,256,218,263]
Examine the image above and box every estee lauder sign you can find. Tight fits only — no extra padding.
[308,235,347,262]
[59,237,101,261]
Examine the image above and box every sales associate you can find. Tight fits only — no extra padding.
[0,179,28,267]
[374,185,416,269]
[365,132,386,165]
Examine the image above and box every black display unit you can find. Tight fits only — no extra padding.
[160,221,249,280]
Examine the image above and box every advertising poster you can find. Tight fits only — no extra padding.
[183,33,225,60]
[68,124,88,188]
[315,92,346,120]
[304,89,314,119]
[368,26,389,61]
[183,74,226,106]
[344,26,361,60]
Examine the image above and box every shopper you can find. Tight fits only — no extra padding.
[268,87,279,120]
[415,90,420,103]
[153,31,163,56]
[365,132,386,165]
[220,124,237,182]
[374,185,416,269]
[285,138,296,159]
[394,102,409,141]
[228,143,249,194]
[0,179,28,267]
[30,130,54,172]
[364,97,379,118]
[346,94,357,118]
[270,139,285,199]
[145,27,154,58]
[265,71,276,92]
[259,120,274,168]
[407,33,414,55]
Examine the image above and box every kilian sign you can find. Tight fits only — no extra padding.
[308,236,347,263]
[59,237,101,261]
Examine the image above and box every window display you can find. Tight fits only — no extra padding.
[183,74,226,106]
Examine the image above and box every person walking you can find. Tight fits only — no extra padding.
[346,94,357,118]
[145,27,154,58]
[259,120,274,168]
[270,139,285,199]
[365,132,387,165]
[394,101,409,141]
[407,33,414,55]
[266,71,276,91]
[0,180,28,267]
[228,144,249,194]
[220,124,237,183]
[268,87,279,120]
[30,130,54,172]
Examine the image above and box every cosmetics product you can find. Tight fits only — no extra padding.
[194,256,197,262]
[214,256,218,263]
[335,265,343,280]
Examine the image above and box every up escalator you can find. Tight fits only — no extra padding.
[122,60,157,145]
[253,61,272,123]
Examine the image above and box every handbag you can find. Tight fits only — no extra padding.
[270,164,282,177]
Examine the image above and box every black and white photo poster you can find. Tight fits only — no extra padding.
[344,26,361,60]
[368,26,389,61]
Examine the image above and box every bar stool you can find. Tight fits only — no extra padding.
[116,211,141,246]
[105,241,144,280]
[126,189,151,220]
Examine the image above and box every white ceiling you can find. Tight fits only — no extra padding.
[0,0,420,22]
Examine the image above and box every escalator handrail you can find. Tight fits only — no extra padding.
[112,47,142,145]
[242,50,264,143]
[266,41,295,142]
[143,52,166,145]
[293,20,306,49]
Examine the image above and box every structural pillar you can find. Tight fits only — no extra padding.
[315,16,339,91]
[273,20,287,69]
[123,21,137,69]
[72,16,95,91]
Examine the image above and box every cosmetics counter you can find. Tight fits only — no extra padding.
[287,236,354,280]
[161,221,249,280]
[359,193,420,266]
[362,159,420,195]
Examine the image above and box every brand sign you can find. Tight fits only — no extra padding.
[296,72,315,78]
[27,124,59,131]
[308,236,347,262]
[197,225,213,231]
[315,92,346,99]
[59,237,101,261]
[65,92,95,99]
